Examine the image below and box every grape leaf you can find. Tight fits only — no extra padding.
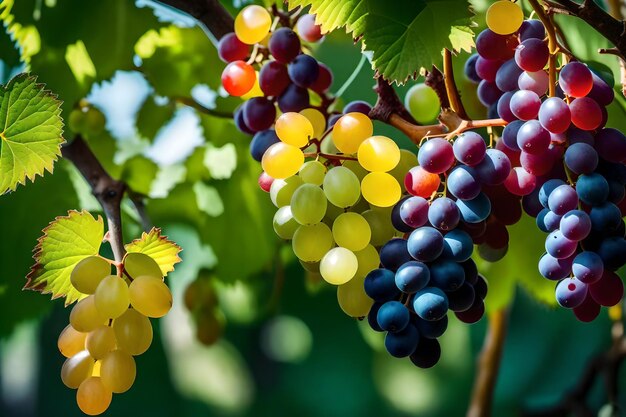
[0,73,64,194]
[288,0,474,83]
[125,228,182,276]
[25,210,104,305]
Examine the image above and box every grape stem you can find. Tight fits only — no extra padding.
[467,308,509,417]
[334,53,368,98]
[443,48,470,120]
[172,96,234,119]
[529,0,558,97]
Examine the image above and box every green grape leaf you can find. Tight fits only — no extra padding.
[25,210,104,305]
[475,215,557,312]
[0,73,64,194]
[125,228,182,276]
[288,0,474,83]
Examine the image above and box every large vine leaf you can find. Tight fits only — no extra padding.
[25,210,104,305]
[288,0,474,83]
[0,73,64,194]
[125,228,182,276]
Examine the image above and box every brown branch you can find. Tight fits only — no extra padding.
[425,66,450,109]
[530,0,558,97]
[467,309,509,417]
[155,0,234,43]
[128,191,153,232]
[62,137,126,262]
[369,77,418,125]
[173,96,233,118]
[443,49,469,119]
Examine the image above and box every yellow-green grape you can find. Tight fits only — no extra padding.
[320,135,339,154]
[112,309,152,355]
[100,350,136,393]
[61,350,95,389]
[361,172,401,207]
[196,312,224,346]
[85,325,117,360]
[320,247,358,285]
[486,1,524,35]
[362,209,395,246]
[71,256,111,294]
[70,295,106,333]
[58,325,87,358]
[291,184,327,225]
[85,107,106,136]
[324,202,344,222]
[337,275,373,317]
[357,136,401,172]
[275,112,314,147]
[332,112,373,154]
[355,244,380,276]
[299,259,320,273]
[273,206,299,240]
[262,142,305,179]
[94,276,130,319]
[129,276,172,318]
[184,277,218,311]
[323,166,361,208]
[76,377,112,416]
[123,252,163,280]
[299,160,326,185]
[342,159,368,181]
[389,149,418,185]
[292,223,334,262]
[234,5,272,44]
[350,196,370,214]
[270,175,303,207]
[332,213,371,251]
[300,108,326,139]
[69,108,87,133]
[405,84,440,124]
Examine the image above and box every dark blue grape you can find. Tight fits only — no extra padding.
[409,338,441,368]
[367,302,384,331]
[414,315,448,339]
[268,28,301,63]
[429,260,465,291]
[377,301,410,333]
[539,179,566,207]
[407,227,444,262]
[250,129,279,161]
[572,251,603,284]
[441,229,473,262]
[413,287,449,321]
[538,253,573,280]
[395,261,430,293]
[597,237,626,270]
[446,282,476,312]
[288,54,320,87]
[428,198,460,231]
[343,100,372,115]
[590,202,622,232]
[364,268,400,301]
[564,143,598,175]
[385,324,419,358]
[379,238,413,271]
[457,193,492,223]
[447,165,481,200]
[464,54,481,83]
[277,84,310,113]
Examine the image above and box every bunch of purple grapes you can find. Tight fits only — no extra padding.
[218,13,332,161]
[465,20,626,321]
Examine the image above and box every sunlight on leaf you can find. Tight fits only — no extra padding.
[125,227,182,276]
[65,40,96,86]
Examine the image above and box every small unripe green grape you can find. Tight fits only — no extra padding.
[262,142,305,179]
[290,184,327,225]
[342,159,369,181]
[234,5,272,45]
[486,1,524,35]
[332,212,371,251]
[58,325,87,358]
[299,259,320,273]
[70,295,106,332]
[299,108,326,139]
[76,377,112,416]
[100,350,136,393]
[404,83,440,124]
[292,223,334,262]
[389,149,418,185]
[84,107,106,136]
[320,247,358,285]
[299,160,326,185]
[320,135,340,154]
[61,350,95,389]
[129,276,172,318]
[112,308,152,355]
[196,311,224,346]
[273,206,299,240]
[361,172,401,207]
[357,136,401,172]
[71,256,112,294]
[68,108,87,133]
[362,209,395,246]
[332,112,373,154]
[184,277,218,311]
[354,244,380,277]
[323,166,361,208]
[275,112,314,147]
[123,252,163,280]
[270,175,303,207]
[337,274,373,317]
[85,325,117,360]
[94,275,130,319]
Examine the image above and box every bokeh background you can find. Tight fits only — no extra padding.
[0,0,625,416]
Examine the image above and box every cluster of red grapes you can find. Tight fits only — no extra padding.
[465,14,626,321]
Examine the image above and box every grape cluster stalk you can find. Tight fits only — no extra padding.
[219,1,626,370]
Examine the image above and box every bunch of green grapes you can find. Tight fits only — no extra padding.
[58,252,172,415]
[184,269,224,346]
[264,111,416,318]
[68,101,106,137]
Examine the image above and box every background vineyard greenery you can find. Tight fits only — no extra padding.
[0,0,624,416]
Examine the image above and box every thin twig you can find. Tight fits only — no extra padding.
[154,0,234,44]
[467,309,509,417]
[530,0,558,97]
[425,66,450,109]
[443,49,469,119]
[172,96,233,118]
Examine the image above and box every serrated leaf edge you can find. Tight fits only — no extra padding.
[124,227,182,275]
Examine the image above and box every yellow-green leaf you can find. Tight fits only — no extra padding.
[0,73,64,194]
[25,210,105,305]
[125,228,182,276]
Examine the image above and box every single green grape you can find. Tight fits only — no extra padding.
[404,83,440,124]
